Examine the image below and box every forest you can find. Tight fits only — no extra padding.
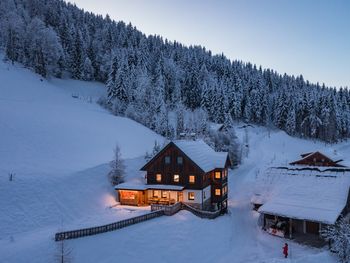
[1,0,349,142]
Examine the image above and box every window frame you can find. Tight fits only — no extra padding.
[173,174,180,183]
[189,175,195,184]
[153,190,159,197]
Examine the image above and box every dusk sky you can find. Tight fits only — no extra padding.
[68,0,350,88]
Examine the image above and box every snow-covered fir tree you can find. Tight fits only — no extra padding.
[0,0,349,143]
[108,144,125,185]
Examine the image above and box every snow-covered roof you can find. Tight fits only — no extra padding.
[173,140,228,172]
[114,183,148,191]
[255,167,350,224]
[290,151,348,167]
[146,184,184,191]
[209,122,224,132]
[115,183,184,191]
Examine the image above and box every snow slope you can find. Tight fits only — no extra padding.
[0,58,341,262]
[0,59,163,260]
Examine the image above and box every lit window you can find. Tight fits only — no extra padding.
[165,156,170,164]
[153,190,159,197]
[215,171,221,179]
[215,189,221,196]
[177,156,183,164]
[156,173,162,182]
[174,174,180,182]
[189,175,195,183]
[188,192,195,200]
[162,191,167,198]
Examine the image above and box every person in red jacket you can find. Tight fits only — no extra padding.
[283,243,288,258]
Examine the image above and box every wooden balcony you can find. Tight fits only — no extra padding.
[147,197,176,205]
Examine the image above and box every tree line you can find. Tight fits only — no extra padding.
[1,0,349,142]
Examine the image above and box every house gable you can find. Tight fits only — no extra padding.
[142,142,208,189]
[289,151,345,167]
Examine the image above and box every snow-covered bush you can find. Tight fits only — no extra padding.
[321,217,350,263]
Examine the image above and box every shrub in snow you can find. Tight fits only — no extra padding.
[108,144,125,185]
[321,217,350,263]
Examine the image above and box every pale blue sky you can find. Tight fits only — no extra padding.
[68,0,350,88]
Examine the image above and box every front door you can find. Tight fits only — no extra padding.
[178,192,183,202]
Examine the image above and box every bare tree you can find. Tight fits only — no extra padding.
[108,144,125,185]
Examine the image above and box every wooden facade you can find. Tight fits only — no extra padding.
[115,141,230,211]
[290,151,344,167]
[142,143,209,190]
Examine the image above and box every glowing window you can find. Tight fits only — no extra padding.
[215,188,221,196]
[188,192,195,200]
[153,190,159,197]
[189,175,195,183]
[174,174,180,182]
[162,191,168,198]
[215,171,221,179]
[156,173,162,182]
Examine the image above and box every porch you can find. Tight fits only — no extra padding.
[115,183,184,206]
[262,213,328,247]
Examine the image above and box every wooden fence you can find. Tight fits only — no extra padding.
[152,202,222,219]
[55,203,223,241]
[55,210,164,242]
[181,203,222,219]
[151,202,182,216]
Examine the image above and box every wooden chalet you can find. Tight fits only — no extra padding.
[252,151,350,246]
[289,151,345,167]
[115,140,230,212]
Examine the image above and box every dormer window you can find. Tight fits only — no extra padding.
[215,171,221,179]
[177,156,183,165]
[165,156,171,164]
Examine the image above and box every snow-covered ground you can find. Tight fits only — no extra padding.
[0,59,341,262]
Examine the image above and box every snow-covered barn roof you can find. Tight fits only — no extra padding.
[289,151,346,167]
[255,167,350,224]
[173,140,229,172]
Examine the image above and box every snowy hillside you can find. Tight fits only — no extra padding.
[0,59,163,261]
[0,58,343,262]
